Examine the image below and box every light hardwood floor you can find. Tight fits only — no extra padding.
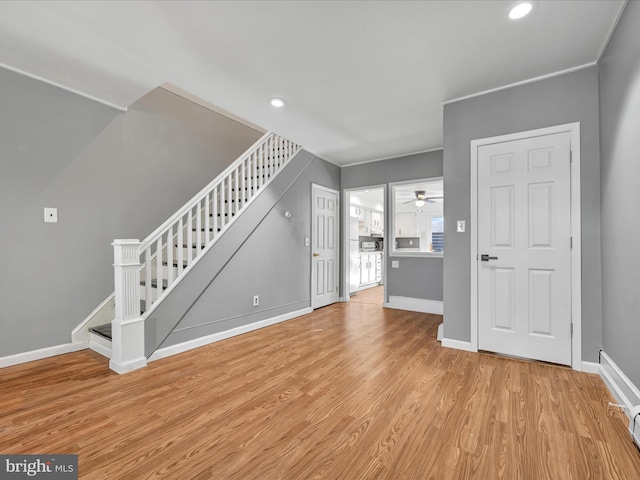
[2,302,640,479]
[350,285,384,305]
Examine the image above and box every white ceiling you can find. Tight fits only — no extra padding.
[0,1,625,166]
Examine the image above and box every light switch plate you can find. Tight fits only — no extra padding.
[304,237,310,247]
[44,208,58,223]
[392,260,399,268]
[457,220,465,233]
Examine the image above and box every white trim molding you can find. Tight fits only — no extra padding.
[443,63,596,106]
[0,341,88,369]
[586,350,640,440]
[598,351,640,413]
[0,61,128,111]
[441,338,478,353]
[469,122,582,370]
[384,296,443,315]
[149,307,312,362]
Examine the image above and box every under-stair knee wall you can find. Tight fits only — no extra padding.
[144,151,340,357]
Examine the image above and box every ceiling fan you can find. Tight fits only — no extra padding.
[403,190,442,207]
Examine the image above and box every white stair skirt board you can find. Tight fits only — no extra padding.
[383,296,443,315]
[149,307,312,362]
[441,338,478,353]
[89,333,112,359]
[0,341,89,369]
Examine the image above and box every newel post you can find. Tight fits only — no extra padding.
[110,239,147,373]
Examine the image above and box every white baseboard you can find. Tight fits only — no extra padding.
[441,338,478,353]
[149,307,313,362]
[384,296,443,314]
[581,361,601,374]
[598,351,640,417]
[109,357,147,374]
[437,323,443,341]
[0,341,89,369]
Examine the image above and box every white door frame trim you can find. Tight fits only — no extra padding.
[311,183,340,309]
[469,122,582,370]
[342,185,387,302]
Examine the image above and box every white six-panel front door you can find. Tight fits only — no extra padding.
[477,132,572,365]
[312,185,339,309]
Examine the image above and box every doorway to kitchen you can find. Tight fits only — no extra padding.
[344,186,385,305]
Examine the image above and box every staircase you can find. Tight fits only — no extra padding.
[88,132,301,373]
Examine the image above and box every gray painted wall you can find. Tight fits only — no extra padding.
[443,66,602,361]
[342,150,443,303]
[152,153,341,351]
[599,1,640,386]
[0,68,262,357]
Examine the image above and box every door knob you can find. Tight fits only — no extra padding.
[313,252,320,257]
[481,254,498,262]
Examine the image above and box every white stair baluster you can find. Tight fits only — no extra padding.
[241,161,246,210]
[177,217,184,276]
[156,236,163,301]
[167,225,174,286]
[187,209,193,264]
[196,198,202,255]
[145,248,152,305]
[213,185,219,239]
[220,182,226,230]
[227,176,232,223]
[259,143,265,189]
[205,193,211,244]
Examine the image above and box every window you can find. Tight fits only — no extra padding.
[390,178,443,256]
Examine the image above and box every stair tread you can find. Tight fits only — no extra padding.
[89,324,112,341]
[175,244,207,249]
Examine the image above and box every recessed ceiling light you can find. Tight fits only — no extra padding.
[508,1,533,20]
[268,97,286,108]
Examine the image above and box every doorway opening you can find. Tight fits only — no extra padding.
[345,187,385,305]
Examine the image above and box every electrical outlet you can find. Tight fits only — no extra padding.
[253,295,259,307]
[392,260,399,268]
[44,207,58,223]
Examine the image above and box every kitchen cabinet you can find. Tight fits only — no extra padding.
[351,205,365,220]
[396,212,417,237]
[352,205,384,236]
[359,252,383,287]
[370,210,384,235]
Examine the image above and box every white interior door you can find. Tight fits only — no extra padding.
[312,185,339,309]
[477,132,572,365]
